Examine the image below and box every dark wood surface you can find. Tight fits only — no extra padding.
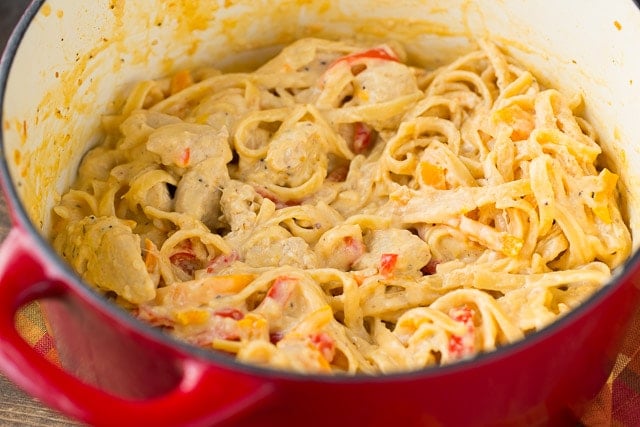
[0,1,80,425]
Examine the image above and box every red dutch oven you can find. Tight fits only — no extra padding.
[2,1,640,426]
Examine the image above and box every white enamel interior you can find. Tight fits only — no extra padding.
[3,0,640,253]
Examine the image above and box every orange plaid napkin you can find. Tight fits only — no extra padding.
[580,306,640,427]
[15,302,640,426]
[15,302,60,366]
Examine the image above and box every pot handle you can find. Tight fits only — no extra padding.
[0,227,274,427]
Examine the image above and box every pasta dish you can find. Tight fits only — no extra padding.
[51,38,631,374]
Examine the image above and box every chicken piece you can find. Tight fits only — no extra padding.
[244,227,318,269]
[119,110,182,149]
[314,224,365,270]
[220,180,264,232]
[124,167,177,212]
[191,87,256,134]
[353,228,431,277]
[174,157,231,230]
[263,121,326,188]
[76,146,128,185]
[146,122,231,168]
[351,60,419,106]
[53,216,156,304]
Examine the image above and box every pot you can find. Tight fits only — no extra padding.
[2,1,640,426]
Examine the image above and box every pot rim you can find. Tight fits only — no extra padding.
[2,0,640,385]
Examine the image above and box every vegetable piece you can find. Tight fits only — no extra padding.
[419,161,447,190]
[143,238,161,286]
[156,274,256,305]
[269,331,284,344]
[214,308,245,320]
[238,313,269,341]
[326,164,350,182]
[310,332,336,362]
[591,168,618,224]
[267,276,297,304]
[170,69,194,95]
[179,147,191,167]
[211,339,242,354]
[447,306,475,360]
[135,305,173,328]
[493,104,535,141]
[174,308,210,326]
[353,122,373,154]
[379,253,399,277]
[206,250,240,274]
[170,251,200,276]
[444,215,524,257]
[343,236,366,269]
[328,46,400,71]
[201,274,256,294]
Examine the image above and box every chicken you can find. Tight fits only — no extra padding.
[246,235,318,269]
[146,122,231,168]
[353,228,431,277]
[314,224,365,270]
[145,122,233,229]
[243,226,318,269]
[263,121,326,188]
[174,157,231,230]
[220,180,264,232]
[53,216,156,304]
[351,60,419,106]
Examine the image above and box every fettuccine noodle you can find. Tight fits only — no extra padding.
[52,38,631,374]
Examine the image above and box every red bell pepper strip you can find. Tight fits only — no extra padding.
[170,251,199,276]
[342,236,366,270]
[214,308,245,321]
[326,164,350,182]
[267,276,297,305]
[447,306,475,359]
[180,147,191,167]
[328,46,400,71]
[379,253,398,278]
[353,122,373,154]
[310,332,336,362]
[206,250,240,274]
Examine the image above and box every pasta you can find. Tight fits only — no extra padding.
[51,37,631,374]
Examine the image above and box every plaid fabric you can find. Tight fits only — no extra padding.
[580,306,640,427]
[15,302,640,426]
[15,302,60,366]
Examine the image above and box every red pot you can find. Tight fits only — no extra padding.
[2,1,640,426]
